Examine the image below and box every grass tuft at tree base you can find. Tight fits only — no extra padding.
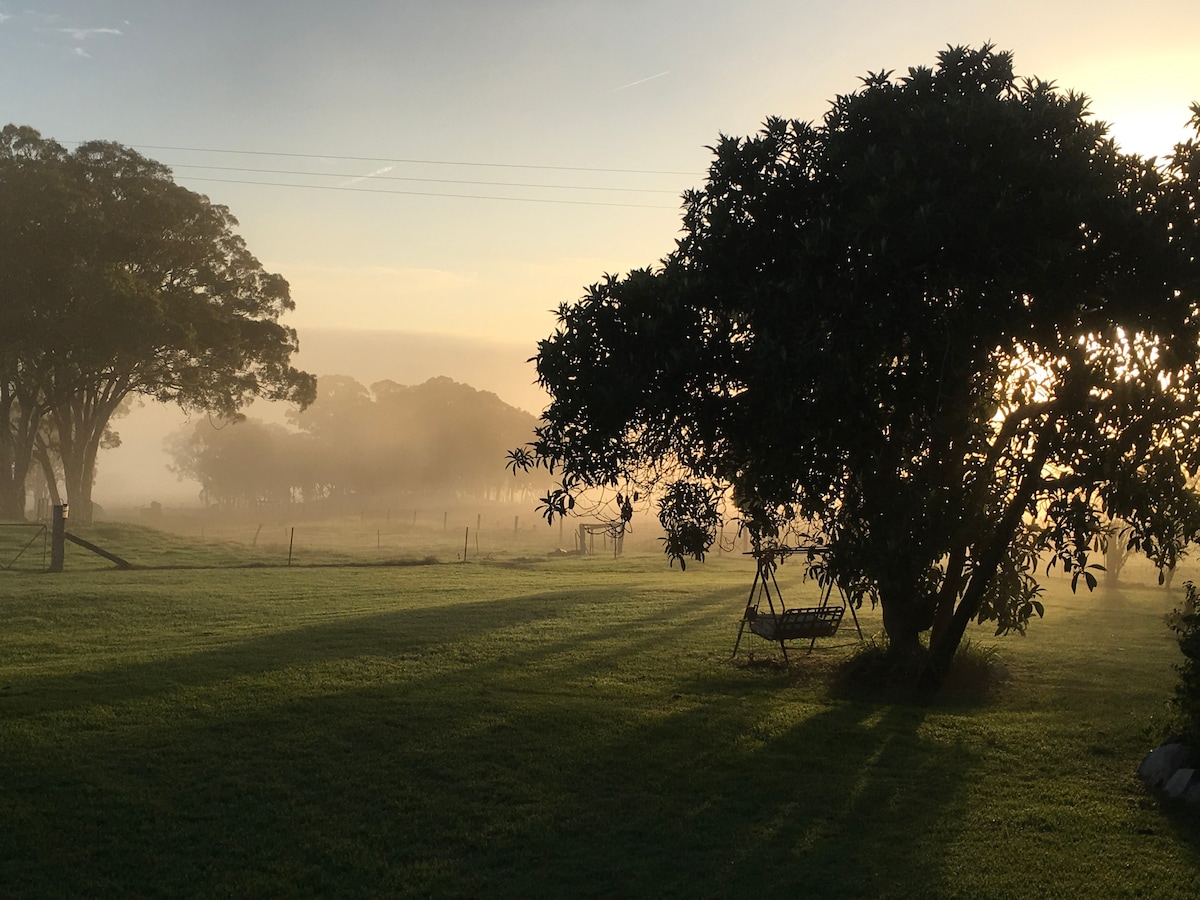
[832,634,1005,704]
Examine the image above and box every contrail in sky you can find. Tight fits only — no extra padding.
[614,70,671,92]
[340,165,394,188]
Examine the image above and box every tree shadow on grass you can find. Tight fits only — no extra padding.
[0,581,741,717]
[4,695,966,898]
[508,698,968,898]
[1,601,973,899]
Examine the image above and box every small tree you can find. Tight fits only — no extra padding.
[166,417,299,508]
[513,46,1200,686]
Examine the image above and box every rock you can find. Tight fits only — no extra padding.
[1164,767,1196,799]
[1138,741,1199,790]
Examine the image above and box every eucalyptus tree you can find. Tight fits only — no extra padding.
[512,46,1200,683]
[0,125,315,521]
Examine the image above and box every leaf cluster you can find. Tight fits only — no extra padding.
[0,125,315,416]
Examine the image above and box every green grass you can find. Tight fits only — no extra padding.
[2,535,1199,898]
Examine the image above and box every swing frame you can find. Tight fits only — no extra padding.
[732,546,864,664]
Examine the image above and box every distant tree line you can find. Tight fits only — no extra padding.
[167,375,549,509]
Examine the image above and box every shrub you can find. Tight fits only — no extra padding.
[1168,581,1200,743]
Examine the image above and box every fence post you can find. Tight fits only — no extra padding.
[49,504,67,573]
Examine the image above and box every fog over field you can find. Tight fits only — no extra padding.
[95,328,547,509]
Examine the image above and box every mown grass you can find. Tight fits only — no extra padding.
[2,532,1199,898]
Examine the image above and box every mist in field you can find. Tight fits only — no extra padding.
[93,328,548,511]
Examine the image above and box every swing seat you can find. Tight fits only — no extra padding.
[747,605,844,641]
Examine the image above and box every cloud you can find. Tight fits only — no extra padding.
[58,26,122,40]
[0,13,11,25]
[73,46,89,58]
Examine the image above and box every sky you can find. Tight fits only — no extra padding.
[2,0,1198,504]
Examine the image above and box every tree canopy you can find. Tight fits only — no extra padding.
[513,46,1200,682]
[0,125,315,521]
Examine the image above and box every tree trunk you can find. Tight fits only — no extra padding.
[33,434,62,506]
[60,420,105,525]
[1105,520,1130,585]
[0,389,42,521]
[923,416,1061,689]
[53,385,129,527]
[881,598,929,661]
[62,460,95,524]
[0,476,25,521]
[930,543,967,648]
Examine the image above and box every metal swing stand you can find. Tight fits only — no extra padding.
[732,546,864,665]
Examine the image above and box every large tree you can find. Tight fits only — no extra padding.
[513,46,1200,684]
[0,125,315,521]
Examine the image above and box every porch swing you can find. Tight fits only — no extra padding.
[732,546,864,664]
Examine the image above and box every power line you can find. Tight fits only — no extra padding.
[181,176,680,209]
[167,163,683,195]
[127,143,699,177]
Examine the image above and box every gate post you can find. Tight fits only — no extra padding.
[50,503,68,573]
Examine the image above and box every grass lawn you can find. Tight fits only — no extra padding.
[2,527,1199,898]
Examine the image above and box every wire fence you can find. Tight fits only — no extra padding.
[0,506,681,573]
[162,510,668,566]
[0,523,48,572]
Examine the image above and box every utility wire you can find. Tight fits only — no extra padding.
[167,163,683,195]
[181,176,679,208]
[128,143,699,177]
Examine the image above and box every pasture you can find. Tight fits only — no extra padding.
[2,520,1199,897]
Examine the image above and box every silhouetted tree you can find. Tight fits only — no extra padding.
[0,125,315,521]
[513,46,1200,685]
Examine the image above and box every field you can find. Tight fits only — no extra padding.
[2,518,1200,898]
